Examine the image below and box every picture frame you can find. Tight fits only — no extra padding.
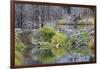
[10,0,96,68]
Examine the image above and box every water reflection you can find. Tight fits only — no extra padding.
[31,25,95,64]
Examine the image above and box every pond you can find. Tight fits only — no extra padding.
[15,24,95,65]
[30,24,94,64]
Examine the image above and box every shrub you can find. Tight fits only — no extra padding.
[63,40,72,51]
[51,32,69,57]
[51,32,68,46]
[70,31,90,55]
[40,26,56,42]
[80,32,90,42]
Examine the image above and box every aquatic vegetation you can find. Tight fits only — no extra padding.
[38,49,55,64]
[51,32,68,46]
[39,26,56,42]
[15,25,93,64]
[70,31,91,56]
[15,38,24,65]
[30,26,72,63]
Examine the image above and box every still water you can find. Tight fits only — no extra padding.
[30,25,94,64]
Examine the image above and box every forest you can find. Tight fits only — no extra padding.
[15,4,95,65]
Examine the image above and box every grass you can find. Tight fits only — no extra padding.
[15,37,24,65]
